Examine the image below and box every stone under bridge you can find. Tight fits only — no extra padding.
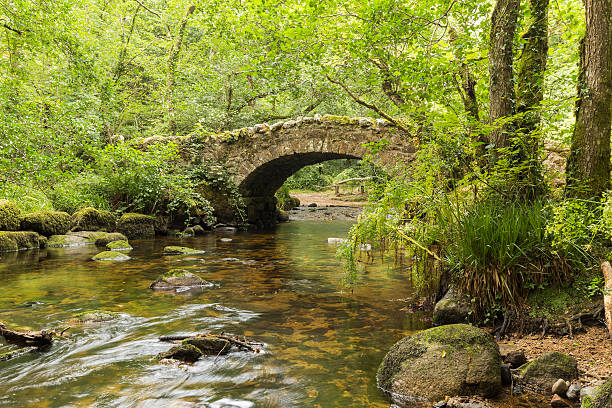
[142,114,416,227]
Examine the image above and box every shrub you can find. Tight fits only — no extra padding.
[275,185,300,210]
[0,184,53,214]
[50,174,111,213]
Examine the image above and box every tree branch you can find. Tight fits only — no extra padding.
[326,75,409,133]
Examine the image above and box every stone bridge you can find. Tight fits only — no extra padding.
[144,114,416,227]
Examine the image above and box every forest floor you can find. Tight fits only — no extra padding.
[287,190,366,221]
[290,189,368,207]
[499,325,612,385]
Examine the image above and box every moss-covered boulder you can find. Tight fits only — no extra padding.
[433,288,472,326]
[94,232,128,247]
[20,211,71,236]
[149,269,207,290]
[0,200,21,231]
[183,337,230,355]
[163,246,205,255]
[105,240,132,251]
[156,344,202,363]
[116,213,155,239]
[70,207,116,232]
[377,324,502,403]
[47,234,91,248]
[192,225,205,235]
[584,377,612,408]
[518,352,578,395]
[182,227,195,237]
[68,310,118,324]
[91,250,131,261]
[68,231,107,243]
[153,215,170,235]
[0,231,45,252]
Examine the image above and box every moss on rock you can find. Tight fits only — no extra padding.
[182,337,230,355]
[156,344,202,363]
[377,324,502,403]
[48,234,90,248]
[588,377,612,408]
[0,200,21,231]
[70,310,118,323]
[105,240,132,251]
[519,352,578,394]
[0,231,44,252]
[163,246,205,255]
[91,250,131,261]
[20,211,71,236]
[95,232,128,247]
[149,269,208,290]
[116,213,155,239]
[71,207,116,232]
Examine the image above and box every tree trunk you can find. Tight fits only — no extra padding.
[602,262,612,335]
[515,0,549,196]
[565,0,611,199]
[488,0,520,150]
[165,4,195,134]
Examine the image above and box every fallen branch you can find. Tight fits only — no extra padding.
[159,333,263,353]
[0,323,53,348]
[0,346,37,362]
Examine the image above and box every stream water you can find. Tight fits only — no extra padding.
[0,221,428,407]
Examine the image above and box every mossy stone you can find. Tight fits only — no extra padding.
[48,234,90,247]
[0,200,21,231]
[377,324,502,403]
[589,377,612,408]
[105,240,132,251]
[192,225,205,235]
[432,288,472,326]
[116,213,155,239]
[182,337,230,355]
[91,250,131,261]
[163,246,205,255]
[71,207,116,232]
[157,344,202,363]
[0,231,44,252]
[182,227,195,237]
[95,232,128,247]
[149,270,206,289]
[20,211,71,236]
[519,352,578,394]
[71,310,118,323]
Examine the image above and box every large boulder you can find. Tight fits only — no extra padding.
[20,211,71,236]
[518,352,578,395]
[149,269,208,290]
[433,288,472,326]
[106,240,132,251]
[0,200,21,231]
[116,213,155,239]
[0,231,45,252]
[70,207,116,232]
[377,324,502,404]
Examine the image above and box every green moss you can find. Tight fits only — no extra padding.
[71,207,116,232]
[182,337,230,355]
[0,231,43,252]
[321,114,359,125]
[519,352,578,392]
[0,200,21,231]
[163,246,205,255]
[116,213,155,239]
[47,235,68,247]
[590,377,612,408]
[95,232,128,247]
[105,240,132,250]
[156,344,202,362]
[72,310,118,322]
[20,211,71,236]
[164,269,189,278]
[91,250,131,261]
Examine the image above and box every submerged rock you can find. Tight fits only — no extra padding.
[518,352,578,395]
[20,211,71,236]
[150,269,208,290]
[182,337,230,355]
[219,238,232,242]
[70,207,116,232]
[47,234,91,248]
[95,232,128,247]
[105,240,132,251]
[69,310,118,323]
[116,213,155,239]
[432,288,472,326]
[91,250,131,261]
[0,199,21,231]
[156,344,202,363]
[163,246,205,255]
[377,324,502,403]
[192,225,205,235]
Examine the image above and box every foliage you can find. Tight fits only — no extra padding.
[50,174,111,213]
[0,185,54,214]
[275,185,300,211]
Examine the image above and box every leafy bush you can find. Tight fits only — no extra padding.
[275,185,300,210]
[50,174,111,214]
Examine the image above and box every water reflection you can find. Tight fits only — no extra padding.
[0,221,427,407]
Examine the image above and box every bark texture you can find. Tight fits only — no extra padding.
[488,0,520,149]
[602,262,612,335]
[565,0,612,198]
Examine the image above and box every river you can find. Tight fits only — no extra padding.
[0,220,428,407]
